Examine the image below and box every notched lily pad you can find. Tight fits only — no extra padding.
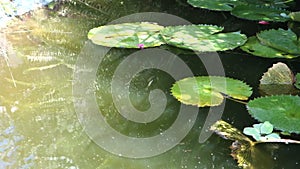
[247,95,300,134]
[161,25,247,52]
[88,22,165,48]
[240,36,298,59]
[257,29,300,55]
[171,76,252,107]
[259,62,300,95]
[231,5,290,22]
[260,62,294,85]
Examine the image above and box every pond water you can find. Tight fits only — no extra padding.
[1,0,300,168]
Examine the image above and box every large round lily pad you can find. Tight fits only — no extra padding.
[257,29,300,55]
[88,22,165,48]
[171,76,252,107]
[247,95,300,134]
[161,25,247,52]
[240,36,299,59]
[231,5,290,22]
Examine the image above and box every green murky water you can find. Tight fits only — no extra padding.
[1,0,300,168]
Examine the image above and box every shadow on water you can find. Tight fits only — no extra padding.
[0,0,300,168]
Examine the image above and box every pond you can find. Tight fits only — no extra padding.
[1,0,300,168]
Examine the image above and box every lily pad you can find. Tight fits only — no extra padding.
[231,5,290,22]
[171,76,252,107]
[259,62,300,95]
[257,29,300,55]
[87,22,165,48]
[240,36,299,59]
[161,25,247,52]
[289,11,300,22]
[187,0,244,11]
[247,95,300,134]
[295,73,300,89]
[260,62,294,85]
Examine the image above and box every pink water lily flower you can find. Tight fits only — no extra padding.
[137,43,144,49]
[258,21,270,25]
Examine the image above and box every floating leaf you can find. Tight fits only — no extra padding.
[247,95,300,134]
[289,11,300,22]
[257,29,300,55]
[243,127,261,141]
[187,0,244,11]
[295,73,300,89]
[171,76,252,107]
[88,22,165,48]
[264,133,281,140]
[260,62,294,85]
[259,62,299,95]
[240,36,299,58]
[161,25,247,52]
[231,5,290,22]
[259,121,273,135]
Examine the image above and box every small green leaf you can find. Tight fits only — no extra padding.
[88,22,165,48]
[243,127,261,141]
[240,36,299,59]
[247,95,300,134]
[171,76,252,107]
[257,29,300,55]
[231,5,290,22]
[264,133,281,140]
[161,25,247,52]
[260,121,273,135]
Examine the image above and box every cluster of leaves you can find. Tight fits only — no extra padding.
[241,29,300,58]
[187,0,294,22]
[210,120,300,168]
[243,121,281,141]
[88,22,247,52]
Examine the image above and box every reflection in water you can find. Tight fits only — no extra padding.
[0,0,299,168]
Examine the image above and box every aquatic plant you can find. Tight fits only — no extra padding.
[88,22,165,48]
[241,29,300,58]
[187,0,292,22]
[171,76,252,107]
[243,121,281,141]
[88,23,247,52]
[211,120,300,168]
[160,24,247,52]
[259,62,300,95]
[247,95,300,134]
